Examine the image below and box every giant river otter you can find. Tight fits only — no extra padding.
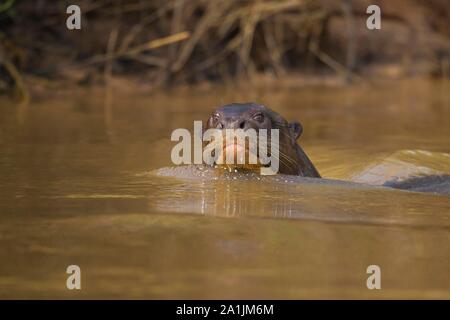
[159,103,450,196]
[159,103,450,195]
[204,102,321,177]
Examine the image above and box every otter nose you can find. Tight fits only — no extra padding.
[237,119,246,129]
[222,118,250,129]
[227,119,247,129]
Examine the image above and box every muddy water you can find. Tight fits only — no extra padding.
[0,79,449,299]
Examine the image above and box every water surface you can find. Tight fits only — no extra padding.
[0,79,449,298]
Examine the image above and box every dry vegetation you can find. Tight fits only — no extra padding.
[0,0,449,99]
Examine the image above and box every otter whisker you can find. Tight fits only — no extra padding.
[278,151,298,167]
[266,151,293,171]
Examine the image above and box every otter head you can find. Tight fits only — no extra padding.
[203,102,320,177]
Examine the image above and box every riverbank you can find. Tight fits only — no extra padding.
[1,0,449,102]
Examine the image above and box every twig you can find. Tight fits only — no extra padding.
[85,32,190,66]
[309,40,361,81]
[0,44,29,103]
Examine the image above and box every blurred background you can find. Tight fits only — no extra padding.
[0,0,449,99]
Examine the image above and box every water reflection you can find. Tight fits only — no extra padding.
[152,170,450,228]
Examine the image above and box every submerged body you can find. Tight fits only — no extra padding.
[164,103,450,196]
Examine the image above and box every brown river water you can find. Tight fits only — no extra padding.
[0,79,449,299]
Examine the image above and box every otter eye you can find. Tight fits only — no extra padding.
[210,113,219,122]
[210,114,223,129]
[252,113,264,122]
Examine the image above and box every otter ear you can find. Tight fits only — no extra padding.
[289,122,303,140]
